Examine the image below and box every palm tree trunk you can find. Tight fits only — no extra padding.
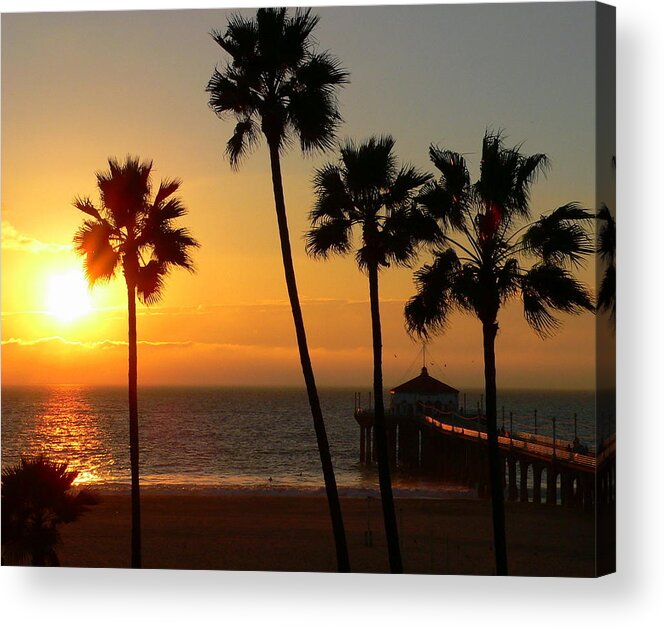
[368,262,403,573]
[267,141,350,573]
[127,278,142,569]
[482,320,508,575]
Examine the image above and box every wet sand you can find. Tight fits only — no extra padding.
[55,493,596,576]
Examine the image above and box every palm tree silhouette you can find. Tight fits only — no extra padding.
[206,7,350,572]
[1,456,98,566]
[73,157,199,568]
[597,155,616,328]
[597,204,615,327]
[306,135,434,573]
[404,131,594,575]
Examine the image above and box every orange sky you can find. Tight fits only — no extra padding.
[1,5,604,390]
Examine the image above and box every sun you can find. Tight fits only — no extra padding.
[46,269,92,322]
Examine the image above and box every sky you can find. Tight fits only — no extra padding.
[1,2,605,389]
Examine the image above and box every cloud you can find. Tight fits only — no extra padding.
[0,298,406,320]
[2,220,71,253]
[1,336,194,350]
[133,298,403,316]
[0,335,370,359]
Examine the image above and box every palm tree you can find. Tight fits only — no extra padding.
[73,156,199,568]
[597,205,615,327]
[597,154,616,328]
[206,7,350,572]
[306,135,433,573]
[404,131,594,575]
[1,456,98,566]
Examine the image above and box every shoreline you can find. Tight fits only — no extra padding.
[73,482,479,499]
[55,492,596,576]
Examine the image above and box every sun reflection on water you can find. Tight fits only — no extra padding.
[12,385,116,485]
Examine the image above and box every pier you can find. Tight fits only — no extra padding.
[354,392,615,511]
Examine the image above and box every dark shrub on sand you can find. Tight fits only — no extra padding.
[1,455,99,566]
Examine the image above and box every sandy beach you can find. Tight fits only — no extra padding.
[56,493,596,576]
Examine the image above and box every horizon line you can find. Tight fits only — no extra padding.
[1,382,597,393]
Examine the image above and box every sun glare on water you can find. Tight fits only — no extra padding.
[46,269,92,322]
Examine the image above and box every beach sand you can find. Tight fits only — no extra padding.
[55,493,596,576]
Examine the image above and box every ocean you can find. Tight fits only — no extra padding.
[1,385,598,496]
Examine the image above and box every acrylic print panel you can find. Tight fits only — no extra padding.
[1,2,615,576]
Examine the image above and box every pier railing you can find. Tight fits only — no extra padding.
[422,415,597,469]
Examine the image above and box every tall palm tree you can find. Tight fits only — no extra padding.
[306,135,433,573]
[404,131,594,575]
[206,7,350,572]
[1,456,98,566]
[73,156,199,568]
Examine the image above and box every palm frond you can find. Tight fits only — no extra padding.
[158,197,187,222]
[521,202,594,267]
[475,131,549,222]
[287,50,348,153]
[288,86,343,153]
[522,288,560,337]
[381,205,439,268]
[256,7,289,65]
[450,263,484,316]
[153,179,181,208]
[96,156,153,230]
[211,13,258,61]
[495,257,521,303]
[380,234,416,269]
[226,117,261,168]
[311,163,355,221]
[520,263,594,337]
[282,8,319,66]
[150,226,199,271]
[293,51,349,91]
[393,203,441,244]
[386,165,431,207]
[547,202,594,222]
[476,131,520,213]
[73,220,119,284]
[73,196,103,222]
[597,203,615,262]
[417,181,467,232]
[404,248,463,338]
[597,262,616,323]
[136,259,167,305]
[355,243,379,271]
[340,135,397,194]
[206,67,260,119]
[511,151,549,215]
[417,145,471,233]
[305,217,353,259]
[428,146,470,200]
[596,203,616,325]
[137,197,189,248]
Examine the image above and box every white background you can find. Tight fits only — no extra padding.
[0,0,662,625]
